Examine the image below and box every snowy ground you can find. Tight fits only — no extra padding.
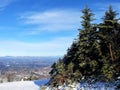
[0,79,119,90]
[0,81,39,90]
[0,79,49,90]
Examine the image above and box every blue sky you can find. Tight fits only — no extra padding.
[0,0,120,56]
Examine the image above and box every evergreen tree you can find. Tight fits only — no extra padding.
[63,40,81,82]
[63,40,79,65]
[49,59,66,85]
[49,5,120,86]
[98,6,120,80]
[76,6,101,80]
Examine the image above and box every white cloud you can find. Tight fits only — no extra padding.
[0,0,14,10]
[20,10,80,33]
[0,37,74,56]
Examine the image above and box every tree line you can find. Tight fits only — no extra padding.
[49,5,120,86]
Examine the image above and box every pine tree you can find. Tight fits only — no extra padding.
[49,59,66,85]
[76,6,101,80]
[98,6,120,80]
[49,5,120,86]
[63,40,81,82]
[50,40,79,85]
[63,40,79,65]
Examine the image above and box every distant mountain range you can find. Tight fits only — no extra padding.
[0,56,60,71]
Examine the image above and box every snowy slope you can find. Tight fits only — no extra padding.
[0,79,119,90]
[0,81,39,90]
[0,79,49,90]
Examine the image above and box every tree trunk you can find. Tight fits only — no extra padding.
[109,43,114,61]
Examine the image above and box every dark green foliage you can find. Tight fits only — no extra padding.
[49,59,66,85]
[63,40,79,65]
[98,6,120,80]
[76,6,101,80]
[49,5,120,85]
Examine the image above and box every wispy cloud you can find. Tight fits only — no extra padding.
[0,37,74,56]
[0,0,15,10]
[20,10,80,34]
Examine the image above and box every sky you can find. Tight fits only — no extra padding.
[0,0,120,56]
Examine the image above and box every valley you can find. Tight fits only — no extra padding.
[0,56,58,83]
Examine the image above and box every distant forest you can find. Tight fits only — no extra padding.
[49,5,120,86]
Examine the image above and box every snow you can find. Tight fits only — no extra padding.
[0,79,119,90]
[0,81,39,90]
[0,79,49,90]
[43,81,119,90]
